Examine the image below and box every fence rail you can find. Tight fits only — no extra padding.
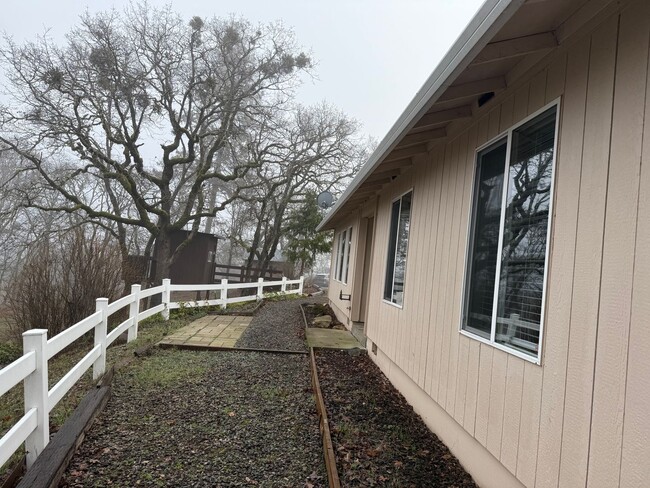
[0,275,303,470]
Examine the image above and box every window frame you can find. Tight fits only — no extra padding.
[333,226,353,284]
[459,98,561,365]
[383,188,414,309]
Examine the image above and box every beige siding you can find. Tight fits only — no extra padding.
[361,2,650,487]
[327,215,360,326]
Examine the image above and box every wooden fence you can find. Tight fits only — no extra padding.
[0,276,304,469]
[213,264,284,283]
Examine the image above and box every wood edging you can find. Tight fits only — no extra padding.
[16,369,114,488]
[309,349,341,488]
[300,302,341,488]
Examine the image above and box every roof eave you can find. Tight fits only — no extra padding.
[316,0,524,231]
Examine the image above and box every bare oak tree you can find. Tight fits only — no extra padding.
[0,3,311,281]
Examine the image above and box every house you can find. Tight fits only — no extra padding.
[317,0,650,487]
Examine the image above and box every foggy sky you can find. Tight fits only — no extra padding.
[1,0,484,142]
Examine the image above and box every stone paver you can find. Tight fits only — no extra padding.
[306,328,364,350]
[159,315,253,350]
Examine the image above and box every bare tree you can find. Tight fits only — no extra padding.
[0,3,311,282]
[227,103,369,278]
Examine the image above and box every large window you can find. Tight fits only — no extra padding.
[384,191,412,307]
[334,227,352,283]
[462,104,558,360]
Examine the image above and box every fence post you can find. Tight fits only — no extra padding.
[220,279,228,310]
[128,284,141,342]
[93,298,108,381]
[298,275,305,294]
[22,329,49,468]
[256,277,264,301]
[162,278,171,321]
[281,276,287,294]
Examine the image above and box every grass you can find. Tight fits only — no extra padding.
[125,349,209,388]
[0,307,206,479]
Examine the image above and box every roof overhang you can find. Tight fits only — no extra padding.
[317,0,608,231]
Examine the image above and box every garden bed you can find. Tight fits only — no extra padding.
[302,302,345,330]
[315,349,476,487]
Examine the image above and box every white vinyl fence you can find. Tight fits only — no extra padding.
[0,276,303,469]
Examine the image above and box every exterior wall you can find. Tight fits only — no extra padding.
[361,2,650,487]
[327,214,360,327]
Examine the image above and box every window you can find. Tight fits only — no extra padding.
[384,191,413,306]
[334,227,352,283]
[462,104,558,360]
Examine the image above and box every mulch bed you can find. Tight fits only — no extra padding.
[316,350,477,487]
[60,349,326,487]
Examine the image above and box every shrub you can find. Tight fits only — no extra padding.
[6,228,123,338]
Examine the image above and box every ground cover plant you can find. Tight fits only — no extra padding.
[316,349,476,487]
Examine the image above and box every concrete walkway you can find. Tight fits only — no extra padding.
[159,315,252,349]
[306,328,364,350]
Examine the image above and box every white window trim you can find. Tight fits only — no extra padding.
[333,226,352,284]
[458,97,561,365]
[382,188,414,309]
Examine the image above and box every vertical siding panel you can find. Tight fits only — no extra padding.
[437,138,463,409]
[454,336,470,424]
[535,41,587,488]
[410,152,434,384]
[500,357,525,473]
[394,170,415,366]
[558,16,619,488]
[474,344,494,446]
[486,350,508,457]
[428,141,459,400]
[445,130,472,417]
[412,151,435,385]
[514,68,549,488]
[403,156,426,379]
[423,147,451,397]
[419,150,445,389]
[517,362,544,487]
[528,69,549,114]
[588,5,649,487]
[464,339,481,435]
[620,17,650,486]
[546,51,568,102]
[453,124,479,423]
[372,196,390,348]
[466,114,491,442]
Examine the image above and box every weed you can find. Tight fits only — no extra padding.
[0,342,21,365]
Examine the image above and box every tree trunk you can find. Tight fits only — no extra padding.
[154,230,172,284]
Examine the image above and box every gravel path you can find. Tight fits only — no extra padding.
[316,349,477,487]
[235,298,324,352]
[61,349,326,487]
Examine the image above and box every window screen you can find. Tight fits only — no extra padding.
[495,106,556,355]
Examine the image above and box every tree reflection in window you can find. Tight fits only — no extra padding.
[384,191,412,306]
[463,105,557,358]
[495,107,556,354]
